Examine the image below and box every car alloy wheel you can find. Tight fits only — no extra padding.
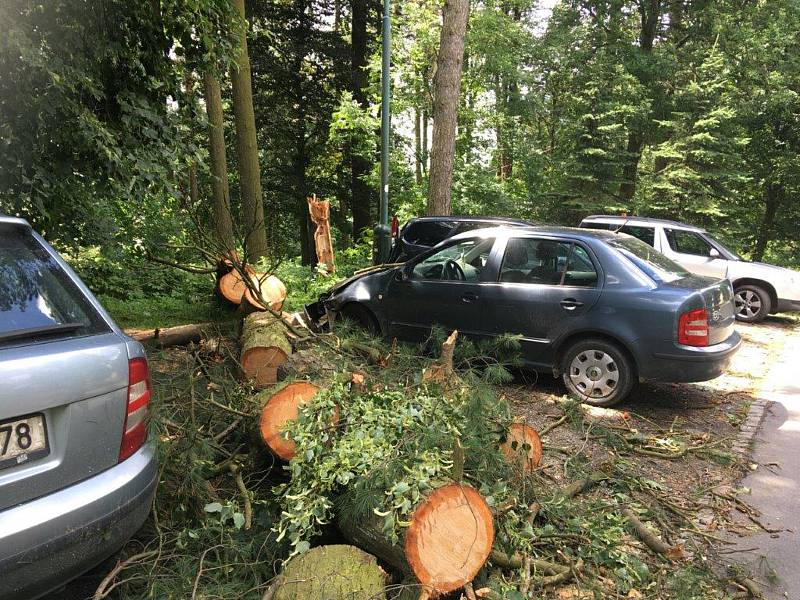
[733,285,770,323]
[561,338,635,407]
[569,350,619,400]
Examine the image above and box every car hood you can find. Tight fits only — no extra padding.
[728,260,800,279]
[325,264,401,297]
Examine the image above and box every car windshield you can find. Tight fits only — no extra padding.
[0,225,108,344]
[706,234,742,260]
[609,236,690,283]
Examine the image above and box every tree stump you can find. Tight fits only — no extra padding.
[500,424,542,473]
[339,483,494,595]
[273,545,385,600]
[240,312,292,387]
[258,381,336,460]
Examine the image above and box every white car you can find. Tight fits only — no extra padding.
[579,215,800,323]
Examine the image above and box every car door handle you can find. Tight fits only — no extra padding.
[560,298,584,310]
[461,292,479,303]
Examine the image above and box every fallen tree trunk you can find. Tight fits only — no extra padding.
[128,323,212,348]
[338,483,494,596]
[271,544,385,600]
[217,265,256,305]
[258,381,332,460]
[241,274,287,313]
[240,312,292,387]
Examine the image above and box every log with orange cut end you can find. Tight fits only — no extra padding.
[258,381,339,460]
[500,423,542,473]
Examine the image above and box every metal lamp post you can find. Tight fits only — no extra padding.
[374,0,391,264]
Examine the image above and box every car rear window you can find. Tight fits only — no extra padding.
[403,221,455,246]
[0,225,109,345]
[609,237,689,284]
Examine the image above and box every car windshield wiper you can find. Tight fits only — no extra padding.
[0,322,83,343]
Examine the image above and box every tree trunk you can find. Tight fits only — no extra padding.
[203,71,236,252]
[422,108,429,175]
[129,323,213,347]
[230,0,268,262]
[217,265,257,305]
[415,107,423,184]
[241,312,292,388]
[350,0,372,240]
[426,0,470,216]
[619,133,643,203]
[338,483,494,595]
[272,545,386,600]
[752,185,780,261]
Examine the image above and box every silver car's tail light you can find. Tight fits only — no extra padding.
[119,358,151,462]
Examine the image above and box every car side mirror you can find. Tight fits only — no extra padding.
[709,248,720,259]
[395,266,410,281]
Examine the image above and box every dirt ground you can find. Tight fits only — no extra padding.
[50,316,798,600]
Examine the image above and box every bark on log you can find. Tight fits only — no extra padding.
[272,545,385,600]
[241,312,292,387]
[257,381,334,460]
[339,483,494,595]
[500,424,542,473]
[128,323,212,348]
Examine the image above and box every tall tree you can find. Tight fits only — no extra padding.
[350,0,372,239]
[230,0,268,261]
[202,71,236,251]
[426,0,470,215]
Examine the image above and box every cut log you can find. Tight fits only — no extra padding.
[218,265,256,305]
[339,483,494,595]
[405,484,494,593]
[241,274,287,313]
[277,349,337,381]
[273,545,385,600]
[258,381,330,460]
[128,323,212,348]
[500,424,542,473]
[240,312,292,387]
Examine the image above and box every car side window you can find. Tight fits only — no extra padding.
[619,225,655,247]
[499,238,571,285]
[411,238,494,281]
[563,245,598,287]
[665,229,712,256]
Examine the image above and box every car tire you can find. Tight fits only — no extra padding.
[560,339,635,407]
[338,303,379,335]
[734,284,771,323]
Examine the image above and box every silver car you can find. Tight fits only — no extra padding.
[580,215,800,323]
[0,216,157,599]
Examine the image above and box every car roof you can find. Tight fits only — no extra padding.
[404,215,533,226]
[0,214,31,228]
[449,224,620,242]
[581,214,704,232]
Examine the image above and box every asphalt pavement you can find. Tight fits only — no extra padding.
[725,328,800,599]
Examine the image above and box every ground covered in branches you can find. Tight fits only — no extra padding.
[72,317,794,600]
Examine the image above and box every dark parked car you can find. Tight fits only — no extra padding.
[308,225,741,406]
[387,215,532,262]
[0,216,156,599]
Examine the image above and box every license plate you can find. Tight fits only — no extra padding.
[0,413,49,470]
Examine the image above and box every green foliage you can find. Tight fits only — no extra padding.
[275,374,514,552]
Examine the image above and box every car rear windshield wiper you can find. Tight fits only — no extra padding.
[0,322,84,343]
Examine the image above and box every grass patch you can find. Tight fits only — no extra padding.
[99,294,231,330]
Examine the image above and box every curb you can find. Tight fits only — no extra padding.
[731,396,771,458]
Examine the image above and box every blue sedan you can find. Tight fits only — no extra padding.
[311,226,741,406]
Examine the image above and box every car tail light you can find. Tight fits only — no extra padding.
[119,357,151,462]
[390,215,399,238]
[678,308,709,347]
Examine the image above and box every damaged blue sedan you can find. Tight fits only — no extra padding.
[307,226,741,406]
